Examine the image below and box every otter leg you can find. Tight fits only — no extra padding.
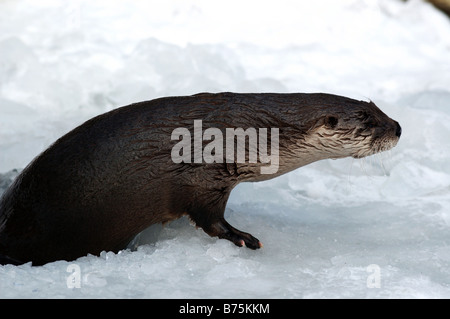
[188,205,263,250]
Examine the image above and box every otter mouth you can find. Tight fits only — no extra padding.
[352,121,401,159]
[352,137,399,159]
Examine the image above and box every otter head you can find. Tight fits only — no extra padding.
[301,99,401,161]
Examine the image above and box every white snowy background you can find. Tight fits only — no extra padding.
[1,0,450,298]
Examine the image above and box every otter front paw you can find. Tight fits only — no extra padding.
[206,218,263,250]
[223,229,263,250]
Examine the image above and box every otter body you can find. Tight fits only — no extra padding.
[0,93,401,265]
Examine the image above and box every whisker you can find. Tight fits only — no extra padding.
[346,158,355,194]
[388,149,393,163]
[359,157,368,177]
[377,153,387,176]
[370,153,375,173]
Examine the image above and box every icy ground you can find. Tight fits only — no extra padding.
[1,0,450,298]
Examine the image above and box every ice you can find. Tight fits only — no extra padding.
[1,0,450,298]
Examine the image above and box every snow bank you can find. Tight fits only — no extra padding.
[1,0,450,298]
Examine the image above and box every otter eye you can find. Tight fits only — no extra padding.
[326,116,338,129]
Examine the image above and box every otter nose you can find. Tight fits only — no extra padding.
[395,121,402,138]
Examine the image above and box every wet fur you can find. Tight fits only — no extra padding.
[0,92,401,265]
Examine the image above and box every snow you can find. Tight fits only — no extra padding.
[1,0,450,298]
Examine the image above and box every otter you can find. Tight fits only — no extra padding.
[0,92,401,266]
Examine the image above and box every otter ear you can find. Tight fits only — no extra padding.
[325,116,338,129]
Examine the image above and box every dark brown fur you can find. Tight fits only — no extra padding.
[0,92,401,265]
